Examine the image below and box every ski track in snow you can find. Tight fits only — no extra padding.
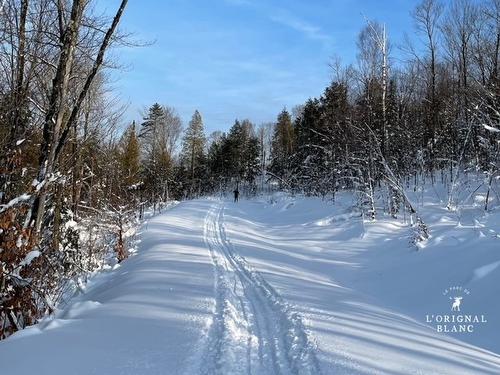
[200,200,321,375]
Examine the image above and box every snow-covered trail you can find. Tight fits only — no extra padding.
[0,201,217,375]
[1,197,500,374]
[200,201,320,375]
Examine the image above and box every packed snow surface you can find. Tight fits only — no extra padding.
[1,193,500,374]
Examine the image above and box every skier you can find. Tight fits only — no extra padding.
[233,188,240,202]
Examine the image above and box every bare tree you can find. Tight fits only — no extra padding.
[0,0,129,338]
[357,20,390,156]
[413,0,443,149]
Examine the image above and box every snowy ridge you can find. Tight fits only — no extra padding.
[201,201,321,375]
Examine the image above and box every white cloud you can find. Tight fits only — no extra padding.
[269,10,332,43]
[223,0,332,45]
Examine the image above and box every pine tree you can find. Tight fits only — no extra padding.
[292,99,322,193]
[243,135,260,185]
[318,82,351,197]
[207,132,228,190]
[140,104,164,202]
[228,119,260,184]
[181,110,206,196]
[226,120,245,179]
[139,104,182,202]
[270,109,294,183]
[206,119,260,194]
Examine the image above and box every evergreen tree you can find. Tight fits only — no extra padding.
[181,110,207,196]
[119,122,141,187]
[270,109,294,183]
[293,99,322,193]
[243,135,260,185]
[225,120,245,179]
[236,119,260,185]
[224,119,260,181]
[139,103,180,202]
[207,119,260,192]
[319,82,351,197]
[207,132,228,190]
[140,103,164,143]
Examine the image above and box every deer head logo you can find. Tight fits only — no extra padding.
[451,296,463,312]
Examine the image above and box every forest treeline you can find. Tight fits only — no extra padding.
[1,0,499,337]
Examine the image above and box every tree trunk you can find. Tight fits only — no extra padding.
[31,0,86,234]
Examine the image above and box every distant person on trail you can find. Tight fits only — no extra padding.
[233,189,240,202]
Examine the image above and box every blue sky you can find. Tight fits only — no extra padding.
[103,0,421,133]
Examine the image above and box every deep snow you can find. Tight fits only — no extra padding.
[0,191,499,374]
